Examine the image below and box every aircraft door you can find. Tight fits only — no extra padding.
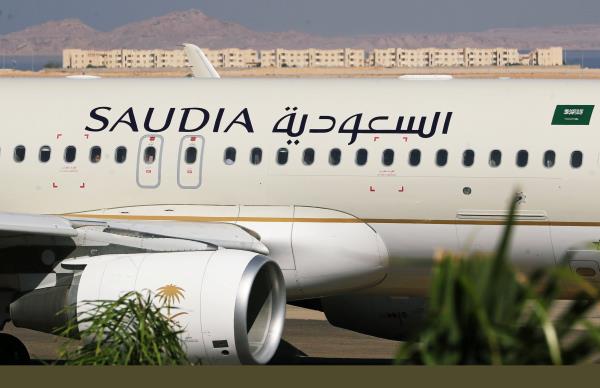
[137,135,164,188]
[177,135,205,189]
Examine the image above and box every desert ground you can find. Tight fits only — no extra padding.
[2,65,600,79]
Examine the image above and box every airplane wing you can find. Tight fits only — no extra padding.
[0,212,267,254]
[182,43,221,79]
[0,213,77,237]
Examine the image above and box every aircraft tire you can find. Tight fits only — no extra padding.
[0,333,30,365]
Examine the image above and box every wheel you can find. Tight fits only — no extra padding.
[0,333,30,365]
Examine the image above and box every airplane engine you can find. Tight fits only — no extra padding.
[10,250,286,365]
[320,295,427,341]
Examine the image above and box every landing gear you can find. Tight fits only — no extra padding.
[0,333,30,364]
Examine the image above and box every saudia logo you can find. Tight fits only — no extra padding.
[85,106,453,145]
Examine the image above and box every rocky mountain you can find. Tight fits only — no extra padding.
[1,9,600,55]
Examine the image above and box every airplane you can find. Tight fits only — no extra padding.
[0,47,599,364]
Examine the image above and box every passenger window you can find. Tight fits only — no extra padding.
[516,150,528,167]
[543,150,555,168]
[143,146,156,164]
[276,148,289,165]
[489,150,501,167]
[64,146,76,163]
[14,145,25,162]
[409,149,421,166]
[382,149,394,166]
[115,146,127,163]
[436,149,448,167]
[39,146,51,163]
[90,146,102,163]
[250,147,262,165]
[224,147,236,165]
[329,148,341,166]
[303,148,315,166]
[571,151,583,168]
[463,150,475,167]
[356,148,368,166]
[184,146,197,164]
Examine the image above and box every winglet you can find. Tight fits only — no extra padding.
[182,43,220,79]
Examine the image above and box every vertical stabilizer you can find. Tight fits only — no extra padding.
[182,43,221,79]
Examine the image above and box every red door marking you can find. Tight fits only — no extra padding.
[373,136,380,142]
[398,186,405,193]
[402,137,408,143]
[56,133,62,140]
[191,136,197,142]
[369,186,376,192]
[80,183,86,189]
[149,136,156,141]
[84,134,89,139]
[52,182,58,189]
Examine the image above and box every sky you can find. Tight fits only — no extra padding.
[0,0,599,36]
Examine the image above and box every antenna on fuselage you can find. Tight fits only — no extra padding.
[182,43,220,79]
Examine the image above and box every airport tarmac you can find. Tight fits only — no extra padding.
[3,301,600,365]
[0,305,399,365]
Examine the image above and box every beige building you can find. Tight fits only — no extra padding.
[63,48,258,69]
[63,49,188,69]
[369,47,523,68]
[64,46,563,69]
[260,48,364,68]
[519,47,563,66]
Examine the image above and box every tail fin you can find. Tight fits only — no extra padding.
[182,43,220,79]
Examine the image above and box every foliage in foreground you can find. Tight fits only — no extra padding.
[57,291,191,365]
[397,198,600,365]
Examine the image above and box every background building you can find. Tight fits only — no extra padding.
[63,47,563,69]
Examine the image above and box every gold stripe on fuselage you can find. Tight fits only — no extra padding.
[62,213,600,227]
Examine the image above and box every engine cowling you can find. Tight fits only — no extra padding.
[10,250,286,365]
[320,295,426,341]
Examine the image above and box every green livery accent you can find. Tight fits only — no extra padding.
[552,105,594,125]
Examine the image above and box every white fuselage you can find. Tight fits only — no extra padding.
[1,77,599,297]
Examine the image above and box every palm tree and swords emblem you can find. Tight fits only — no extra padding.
[156,284,188,320]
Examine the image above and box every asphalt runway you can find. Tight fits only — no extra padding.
[1,305,399,365]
